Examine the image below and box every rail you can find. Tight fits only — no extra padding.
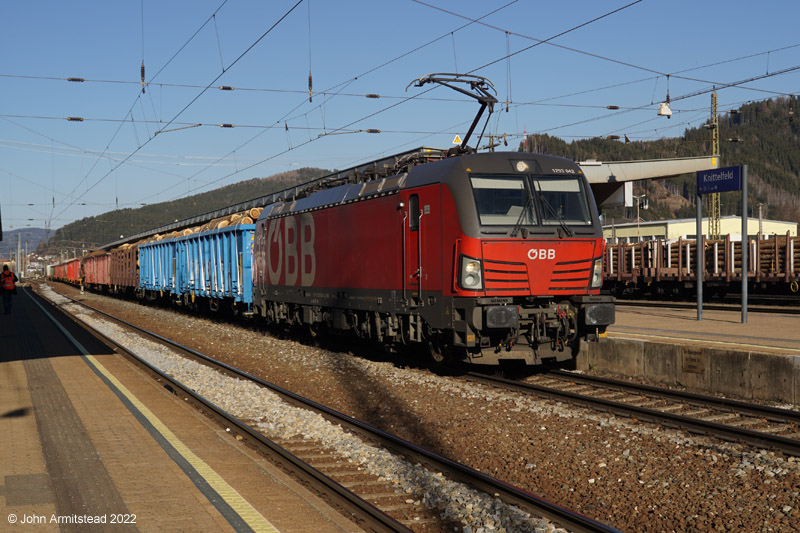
[465,371,800,458]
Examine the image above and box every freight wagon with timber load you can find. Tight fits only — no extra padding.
[82,250,111,291]
[138,224,255,314]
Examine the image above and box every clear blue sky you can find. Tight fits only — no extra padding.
[2,0,798,235]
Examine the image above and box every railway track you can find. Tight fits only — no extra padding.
[41,285,618,533]
[466,370,800,457]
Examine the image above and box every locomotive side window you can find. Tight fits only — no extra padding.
[533,177,591,226]
[470,175,537,226]
[409,194,420,231]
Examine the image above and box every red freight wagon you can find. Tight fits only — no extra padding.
[110,243,139,292]
[53,258,81,285]
[82,251,110,289]
[254,148,614,366]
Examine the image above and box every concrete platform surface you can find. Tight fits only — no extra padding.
[612,304,800,354]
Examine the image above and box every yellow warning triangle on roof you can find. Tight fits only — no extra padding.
[452,135,462,145]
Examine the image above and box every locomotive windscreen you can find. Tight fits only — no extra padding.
[470,175,538,226]
[470,173,591,227]
[534,177,592,226]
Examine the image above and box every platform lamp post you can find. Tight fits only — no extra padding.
[633,193,647,242]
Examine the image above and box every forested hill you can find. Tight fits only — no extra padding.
[523,96,800,224]
[39,167,328,254]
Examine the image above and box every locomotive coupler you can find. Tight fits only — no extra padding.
[495,327,519,353]
[549,306,573,352]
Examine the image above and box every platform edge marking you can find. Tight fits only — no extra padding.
[608,331,800,355]
[27,291,279,533]
[83,354,280,533]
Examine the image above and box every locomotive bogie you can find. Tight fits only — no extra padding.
[448,297,594,365]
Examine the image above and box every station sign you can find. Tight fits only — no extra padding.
[697,165,742,195]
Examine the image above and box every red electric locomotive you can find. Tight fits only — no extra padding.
[252,74,612,366]
[252,146,614,366]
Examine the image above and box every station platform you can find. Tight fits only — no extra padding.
[0,287,361,533]
[578,303,800,405]
[612,303,800,354]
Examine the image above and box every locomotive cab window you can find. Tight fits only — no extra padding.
[533,177,592,226]
[470,175,537,226]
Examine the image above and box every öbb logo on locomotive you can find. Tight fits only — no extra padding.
[266,214,316,286]
[527,248,556,261]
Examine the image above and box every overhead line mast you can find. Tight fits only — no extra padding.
[710,92,720,240]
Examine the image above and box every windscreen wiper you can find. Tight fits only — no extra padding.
[537,192,574,238]
[510,191,534,238]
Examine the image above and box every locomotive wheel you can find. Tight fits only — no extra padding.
[427,338,447,365]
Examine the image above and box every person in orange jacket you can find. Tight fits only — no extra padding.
[1,264,19,314]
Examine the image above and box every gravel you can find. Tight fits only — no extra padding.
[47,284,800,532]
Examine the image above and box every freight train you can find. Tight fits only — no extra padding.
[49,146,614,366]
[603,234,800,297]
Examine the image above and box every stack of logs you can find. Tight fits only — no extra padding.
[143,207,263,243]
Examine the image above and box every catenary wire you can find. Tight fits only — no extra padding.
[150,1,644,201]
[135,1,522,203]
[51,1,303,224]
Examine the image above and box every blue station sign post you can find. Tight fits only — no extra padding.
[695,165,748,323]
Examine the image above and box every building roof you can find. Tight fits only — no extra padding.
[604,215,797,229]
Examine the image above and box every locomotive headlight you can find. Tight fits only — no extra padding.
[513,160,530,172]
[591,258,603,288]
[460,255,483,291]
[464,261,480,273]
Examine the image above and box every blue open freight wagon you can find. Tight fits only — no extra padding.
[139,224,255,314]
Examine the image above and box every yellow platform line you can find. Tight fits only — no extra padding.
[27,287,278,532]
[83,354,279,533]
